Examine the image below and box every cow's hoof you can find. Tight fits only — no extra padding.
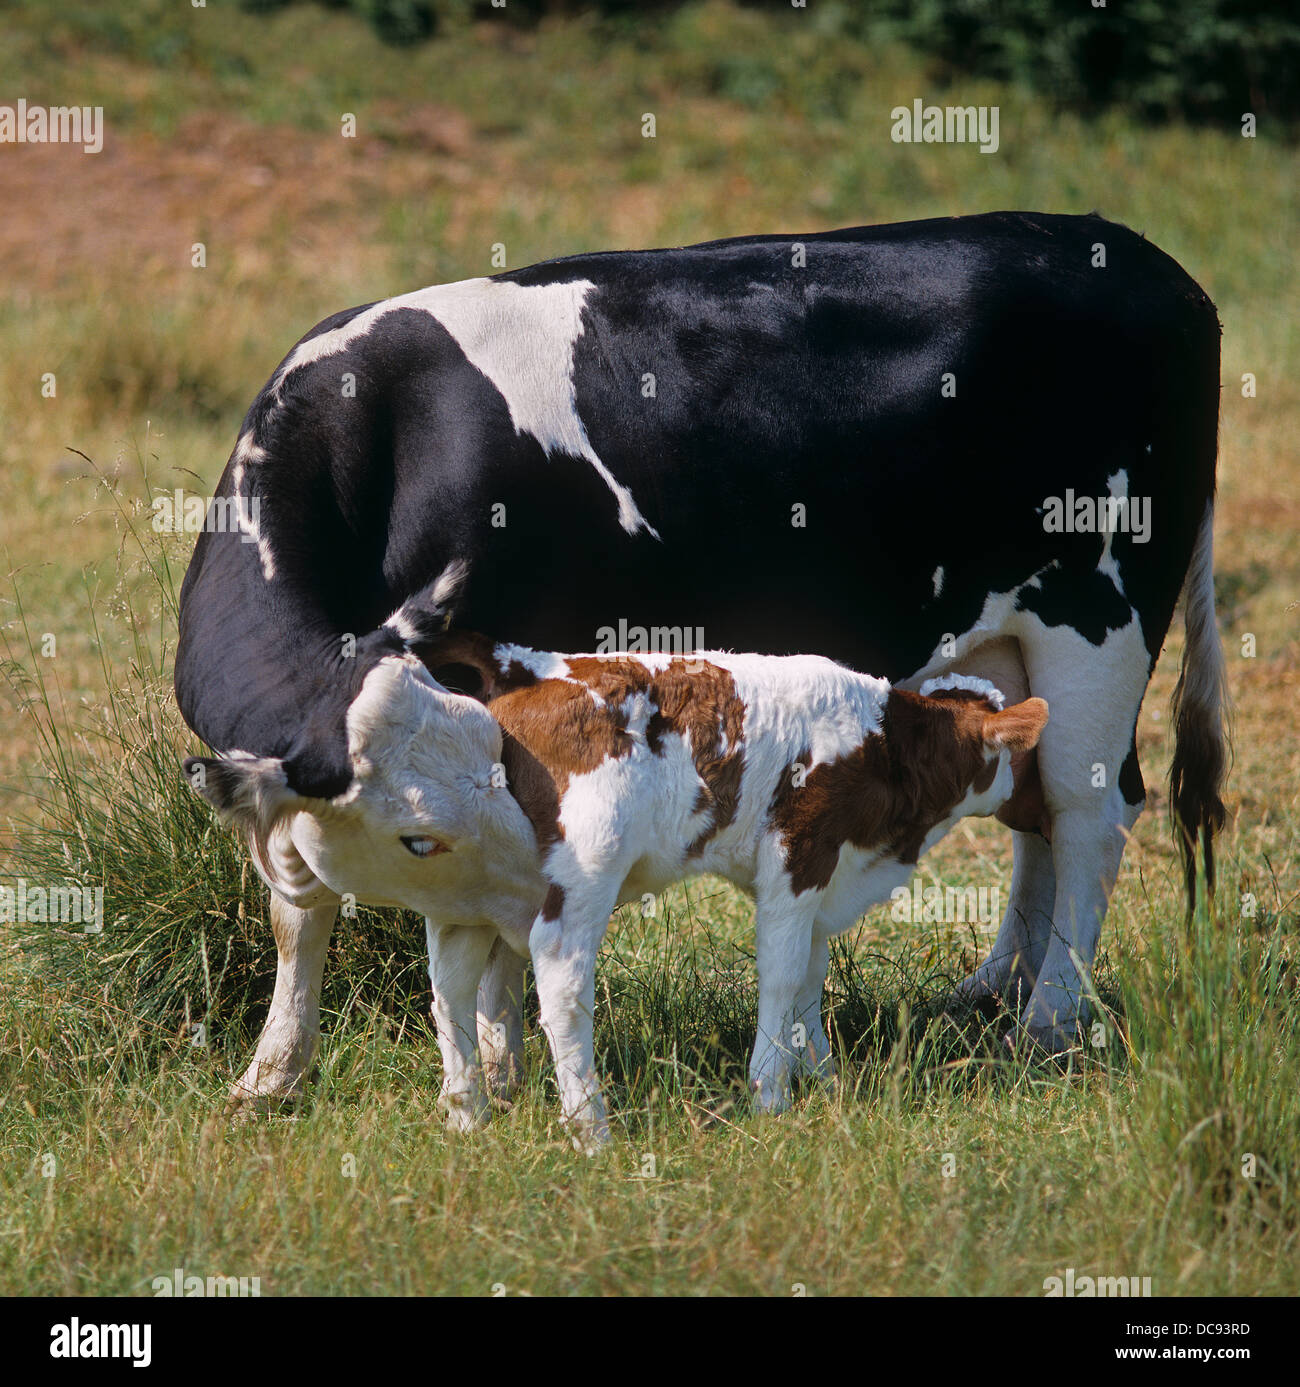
[751,1078,793,1115]
[1003,1022,1082,1062]
[942,987,1005,1027]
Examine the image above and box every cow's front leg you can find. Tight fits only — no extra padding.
[426,920,497,1131]
[477,935,527,1101]
[229,894,339,1118]
[793,931,837,1089]
[529,889,614,1153]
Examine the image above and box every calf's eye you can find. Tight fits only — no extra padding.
[401,835,446,858]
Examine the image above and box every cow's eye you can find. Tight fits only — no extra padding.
[401,835,445,858]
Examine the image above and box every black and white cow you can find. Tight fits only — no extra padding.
[176,211,1228,1112]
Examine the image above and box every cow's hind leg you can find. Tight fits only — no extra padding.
[956,830,1055,1014]
[1014,616,1149,1051]
[476,936,527,1100]
[228,894,339,1117]
[426,920,497,1131]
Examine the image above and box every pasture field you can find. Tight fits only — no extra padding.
[1,1,1298,1298]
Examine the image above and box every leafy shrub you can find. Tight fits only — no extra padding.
[237,0,1299,127]
[860,0,1300,126]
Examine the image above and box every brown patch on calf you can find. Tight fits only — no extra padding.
[770,690,1045,896]
[541,882,566,922]
[482,652,747,858]
[491,677,637,851]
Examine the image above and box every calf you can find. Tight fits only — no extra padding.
[189,607,1047,1150]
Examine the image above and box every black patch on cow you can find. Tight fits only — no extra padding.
[1015,562,1134,645]
[1119,736,1145,808]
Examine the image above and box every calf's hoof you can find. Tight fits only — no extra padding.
[224,1084,300,1125]
[439,1089,492,1133]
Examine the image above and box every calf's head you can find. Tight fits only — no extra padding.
[184,652,532,917]
[890,676,1050,854]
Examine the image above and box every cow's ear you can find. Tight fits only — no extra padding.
[383,558,470,649]
[183,753,299,830]
[981,697,1049,753]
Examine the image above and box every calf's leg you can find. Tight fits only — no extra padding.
[229,894,339,1116]
[529,883,618,1153]
[793,931,836,1087]
[749,879,821,1114]
[476,936,527,1099]
[426,920,497,1131]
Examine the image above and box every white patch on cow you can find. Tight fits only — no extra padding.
[430,557,469,607]
[1097,469,1128,594]
[814,842,911,935]
[932,565,945,598]
[713,651,888,768]
[385,611,422,645]
[620,651,678,673]
[229,431,276,580]
[271,277,660,539]
[384,559,471,644]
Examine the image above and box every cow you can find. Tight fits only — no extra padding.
[175,211,1228,1120]
[190,597,1050,1148]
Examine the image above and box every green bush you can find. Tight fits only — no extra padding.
[860,0,1300,126]
[236,0,1299,127]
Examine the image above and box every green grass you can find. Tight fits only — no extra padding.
[1,0,1298,1296]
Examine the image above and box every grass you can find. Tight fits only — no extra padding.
[1,0,1298,1296]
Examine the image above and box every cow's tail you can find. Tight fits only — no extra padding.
[1168,499,1231,913]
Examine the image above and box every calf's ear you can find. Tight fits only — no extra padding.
[981,697,1049,753]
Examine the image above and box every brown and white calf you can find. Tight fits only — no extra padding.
[189,615,1047,1149]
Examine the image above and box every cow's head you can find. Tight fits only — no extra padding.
[184,568,537,918]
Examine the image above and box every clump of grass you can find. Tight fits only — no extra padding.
[1123,885,1300,1234]
[0,446,433,1079]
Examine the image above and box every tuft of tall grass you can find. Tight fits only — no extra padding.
[0,446,432,1085]
[1123,887,1299,1235]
